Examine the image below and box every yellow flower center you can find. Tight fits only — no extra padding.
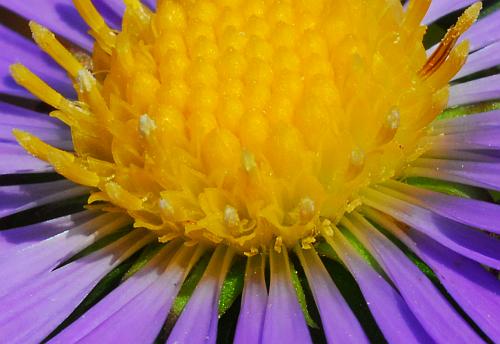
[11,0,480,254]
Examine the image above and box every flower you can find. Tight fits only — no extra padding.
[0,0,499,343]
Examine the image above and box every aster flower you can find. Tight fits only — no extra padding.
[0,0,499,342]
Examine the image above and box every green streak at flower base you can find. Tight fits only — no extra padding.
[218,257,245,316]
[438,100,500,119]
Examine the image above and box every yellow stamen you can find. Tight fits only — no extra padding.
[420,2,481,77]
[72,0,116,52]
[30,21,83,77]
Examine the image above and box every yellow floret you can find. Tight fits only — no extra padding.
[12,0,480,253]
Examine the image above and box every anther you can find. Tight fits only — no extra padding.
[386,107,400,130]
[350,148,365,167]
[224,205,240,228]
[299,197,315,223]
[242,149,257,172]
[76,69,94,93]
[274,236,283,253]
[159,198,174,217]
[139,114,156,137]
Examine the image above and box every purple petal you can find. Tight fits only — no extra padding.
[142,0,157,10]
[0,230,151,343]
[344,214,483,343]
[449,75,500,107]
[0,210,94,252]
[167,246,235,344]
[409,230,500,343]
[0,179,89,218]
[422,0,476,25]
[381,180,500,234]
[0,124,70,145]
[51,243,203,344]
[261,249,312,344]
[0,142,53,174]
[0,101,63,129]
[0,126,72,150]
[93,0,125,29]
[327,232,433,343]
[425,127,500,151]
[0,212,131,298]
[0,24,74,98]
[454,41,500,80]
[362,187,500,269]
[424,147,500,162]
[407,157,500,191]
[431,110,500,134]
[387,223,500,343]
[297,247,369,344]
[234,254,267,344]
[0,102,71,147]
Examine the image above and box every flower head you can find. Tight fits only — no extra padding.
[0,0,499,343]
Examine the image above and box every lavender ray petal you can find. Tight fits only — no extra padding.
[297,247,369,344]
[449,75,500,107]
[0,213,130,298]
[362,188,500,269]
[0,124,71,147]
[0,101,64,127]
[422,149,500,164]
[51,243,201,344]
[431,110,500,134]
[234,254,267,344]
[262,249,312,344]
[167,246,234,344]
[454,41,500,80]
[0,102,72,148]
[0,180,89,218]
[93,0,125,29]
[345,215,483,343]
[424,127,500,151]
[0,143,53,174]
[0,230,151,344]
[407,158,500,191]
[381,180,500,234]
[327,233,433,344]
[142,0,157,10]
[0,210,94,252]
[423,149,500,163]
[386,223,500,343]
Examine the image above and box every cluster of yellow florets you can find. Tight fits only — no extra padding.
[11,0,479,253]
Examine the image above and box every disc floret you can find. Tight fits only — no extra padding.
[11,0,480,253]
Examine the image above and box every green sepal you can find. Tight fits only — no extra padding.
[404,176,490,200]
[218,257,245,316]
[437,101,500,120]
[480,0,500,18]
[290,260,319,329]
[489,190,500,203]
[122,242,164,281]
[340,227,384,272]
[315,240,340,261]
[170,252,211,317]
